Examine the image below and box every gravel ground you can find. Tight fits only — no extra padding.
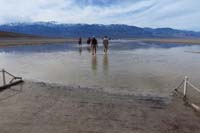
[0,81,200,133]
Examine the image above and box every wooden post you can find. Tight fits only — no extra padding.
[2,69,6,86]
[183,76,188,98]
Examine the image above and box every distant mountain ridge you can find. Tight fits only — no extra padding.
[0,22,199,38]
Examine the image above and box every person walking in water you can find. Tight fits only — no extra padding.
[103,36,109,54]
[87,37,91,52]
[78,37,82,46]
[91,36,98,55]
[87,37,91,45]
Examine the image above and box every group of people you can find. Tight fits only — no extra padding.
[78,36,109,55]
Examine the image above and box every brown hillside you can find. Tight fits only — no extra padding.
[0,31,39,38]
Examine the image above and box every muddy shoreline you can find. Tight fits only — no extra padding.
[0,81,199,133]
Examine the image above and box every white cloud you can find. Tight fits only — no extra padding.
[0,0,200,31]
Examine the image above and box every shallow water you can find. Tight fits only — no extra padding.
[1,40,200,96]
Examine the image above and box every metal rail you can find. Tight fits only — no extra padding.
[0,69,23,89]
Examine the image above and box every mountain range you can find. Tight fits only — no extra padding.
[0,22,199,38]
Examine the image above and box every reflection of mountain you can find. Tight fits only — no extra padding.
[0,43,74,53]
[0,41,190,53]
[110,41,191,50]
[0,22,200,38]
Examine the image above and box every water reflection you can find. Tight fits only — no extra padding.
[0,41,193,54]
[1,41,200,95]
[79,47,82,55]
[103,54,109,74]
[91,55,98,74]
[87,46,91,53]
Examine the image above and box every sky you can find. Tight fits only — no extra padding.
[0,0,200,31]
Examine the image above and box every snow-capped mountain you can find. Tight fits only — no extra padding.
[0,22,199,38]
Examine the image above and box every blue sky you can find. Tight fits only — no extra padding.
[0,0,200,31]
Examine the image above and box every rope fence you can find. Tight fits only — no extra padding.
[175,76,200,112]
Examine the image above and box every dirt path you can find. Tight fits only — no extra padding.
[0,81,199,133]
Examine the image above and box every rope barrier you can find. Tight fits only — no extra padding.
[174,76,200,112]
[174,76,200,98]
[174,80,184,91]
[187,81,200,94]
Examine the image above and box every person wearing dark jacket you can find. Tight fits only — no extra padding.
[91,36,98,55]
[78,37,82,46]
[86,37,91,52]
[87,37,91,45]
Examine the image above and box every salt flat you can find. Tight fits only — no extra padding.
[0,81,199,133]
